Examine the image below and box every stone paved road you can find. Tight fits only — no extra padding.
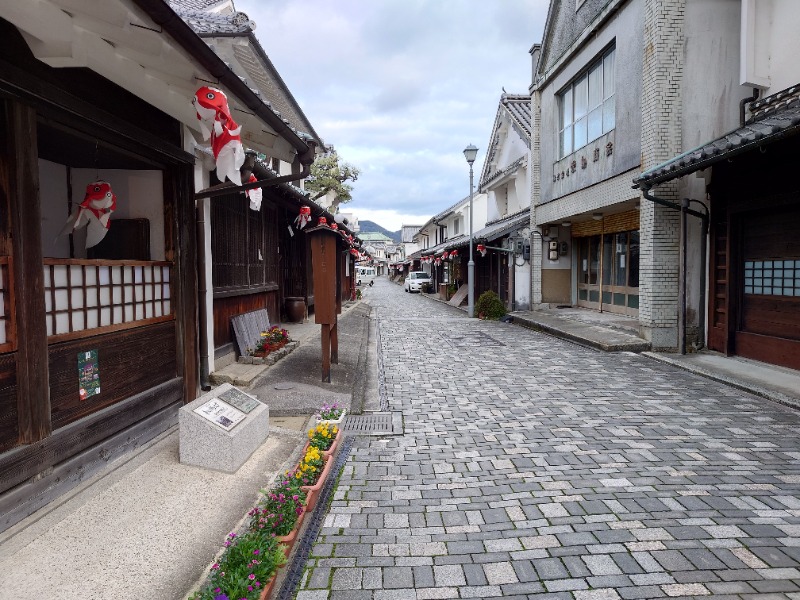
[298,278,800,600]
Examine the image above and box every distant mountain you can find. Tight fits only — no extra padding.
[359,220,401,243]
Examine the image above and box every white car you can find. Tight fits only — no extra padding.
[404,271,432,293]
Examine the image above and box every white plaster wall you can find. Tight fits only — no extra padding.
[515,256,531,310]
[70,168,165,260]
[39,159,70,258]
[743,0,800,94]
[40,161,165,260]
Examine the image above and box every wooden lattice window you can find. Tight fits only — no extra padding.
[211,194,278,293]
[43,259,173,342]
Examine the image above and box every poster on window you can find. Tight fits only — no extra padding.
[78,350,100,401]
[193,398,246,431]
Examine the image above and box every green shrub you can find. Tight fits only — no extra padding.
[475,290,506,320]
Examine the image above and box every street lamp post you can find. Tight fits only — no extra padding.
[463,144,478,318]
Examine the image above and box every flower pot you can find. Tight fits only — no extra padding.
[301,455,333,511]
[302,429,342,460]
[258,571,278,600]
[316,408,346,426]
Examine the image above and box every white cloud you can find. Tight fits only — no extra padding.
[236,0,548,229]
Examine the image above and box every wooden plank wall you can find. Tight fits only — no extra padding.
[213,292,278,349]
[0,354,17,453]
[49,322,177,430]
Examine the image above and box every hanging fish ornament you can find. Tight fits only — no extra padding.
[245,173,262,211]
[59,180,117,248]
[193,86,244,185]
[294,205,311,229]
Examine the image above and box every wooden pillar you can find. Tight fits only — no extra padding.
[164,164,198,403]
[3,101,50,442]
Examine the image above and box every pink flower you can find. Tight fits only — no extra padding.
[211,564,220,570]
[248,573,256,580]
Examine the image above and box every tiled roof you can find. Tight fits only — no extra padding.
[421,210,530,254]
[474,209,530,244]
[481,155,526,190]
[502,93,532,138]
[171,0,229,12]
[633,84,800,188]
[170,5,253,35]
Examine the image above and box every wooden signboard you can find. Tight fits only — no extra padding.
[307,225,340,382]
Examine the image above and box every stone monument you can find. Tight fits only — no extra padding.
[179,383,269,473]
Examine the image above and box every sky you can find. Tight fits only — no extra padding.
[235,0,548,232]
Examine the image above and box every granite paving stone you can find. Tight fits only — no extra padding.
[294,280,800,599]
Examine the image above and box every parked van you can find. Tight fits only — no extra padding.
[356,266,376,285]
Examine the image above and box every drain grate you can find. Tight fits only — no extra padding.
[443,331,505,348]
[341,412,402,435]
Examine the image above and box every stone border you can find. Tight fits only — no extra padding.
[236,340,300,366]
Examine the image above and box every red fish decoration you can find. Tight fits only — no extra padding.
[59,180,117,248]
[193,86,244,185]
[245,173,262,211]
[294,206,311,229]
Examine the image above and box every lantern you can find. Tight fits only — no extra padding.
[330,223,339,231]
[450,250,458,259]
[294,206,311,229]
[318,217,328,227]
[477,243,487,257]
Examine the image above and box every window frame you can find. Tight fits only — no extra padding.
[558,45,616,159]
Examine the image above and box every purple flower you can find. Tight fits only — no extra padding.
[253,549,260,555]
[214,588,221,594]
[213,595,229,600]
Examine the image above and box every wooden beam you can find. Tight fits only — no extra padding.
[6,101,50,443]
[0,57,193,165]
[164,164,198,403]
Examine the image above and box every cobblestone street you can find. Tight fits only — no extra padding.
[298,278,800,600]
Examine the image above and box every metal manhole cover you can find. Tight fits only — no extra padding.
[342,412,402,435]
[442,331,505,348]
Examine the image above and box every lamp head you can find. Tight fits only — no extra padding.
[463,144,478,165]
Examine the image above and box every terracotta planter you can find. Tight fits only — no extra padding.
[301,455,333,511]
[258,571,278,600]
[276,506,306,559]
[302,429,342,460]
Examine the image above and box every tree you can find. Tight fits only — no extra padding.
[305,151,360,212]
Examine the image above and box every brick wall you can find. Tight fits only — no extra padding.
[639,0,685,350]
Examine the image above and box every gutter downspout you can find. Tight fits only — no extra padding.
[740,88,760,126]
[641,186,709,354]
[195,141,317,200]
[196,201,211,390]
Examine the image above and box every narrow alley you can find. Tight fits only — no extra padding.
[297,278,800,600]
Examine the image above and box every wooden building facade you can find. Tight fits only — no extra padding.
[0,18,197,530]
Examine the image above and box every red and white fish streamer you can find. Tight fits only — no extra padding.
[245,174,262,211]
[193,86,245,185]
[59,180,117,248]
[294,206,311,229]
